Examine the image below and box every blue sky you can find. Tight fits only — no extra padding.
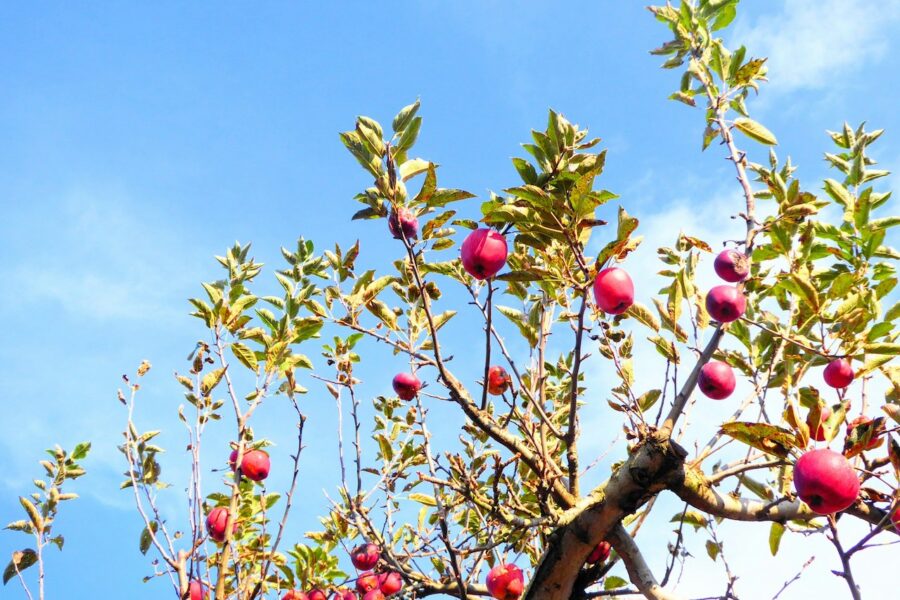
[1,1,898,598]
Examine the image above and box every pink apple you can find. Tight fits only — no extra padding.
[697,361,736,400]
[793,448,860,515]
[388,207,419,240]
[350,542,380,571]
[206,506,233,543]
[331,590,357,600]
[586,541,611,564]
[461,228,508,280]
[593,267,634,315]
[281,592,309,600]
[229,448,271,482]
[377,572,403,596]
[705,285,746,323]
[356,572,380,594]
[486,564,524,600]
[392,372,421,400]
[189,580,208,600]
[308,590,328,600]
[713,249,750,283]
[824,358,854,389]
[362,591,384,600]
[487,365,512,396]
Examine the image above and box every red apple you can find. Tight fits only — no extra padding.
[229,448,270,482]
[281,592,309,600]
[697,361,736,400]
[486,564,524,600]
[378,572,403,596]
[189,580,208,600]
[388,207,419,240]
[713,249,750,283]
[332,590,357,600]
[487,365,512,396]
[593,267,634,315]
[392,372,421,400]
[206,506,233,543]
[824,358,854,389]
[705,285,746,323]
[461,228,508,280]
[362,591,385,600]
[356,572,380,594]
[845,415,883,451]
[892,507,900,532]
[350,542,381,571]
[586,541,611,564]
[793,448,860,515]
[308,590,328,600]
[807,405,833,442]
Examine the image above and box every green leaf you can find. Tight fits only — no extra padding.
[706,540,720,561]
[604,576,628,590]
[638,389,662,412]
[408,493,437,507]
[671,510,707,531]
[3,549,37,585]
[366,300,399,331]
[201,368,227,396]
[769,522,785,556]
[625,302,660,332]
[139,522,158,555]
[719,422,799,458]
[733,118,778,145]
[392,100,421,134]
[231,343,259,373]
[19,497,43,532]
[863,343,899,355]
[71,442,91,461]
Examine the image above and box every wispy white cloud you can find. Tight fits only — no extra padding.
[1,190,199,322]
[734,0,900,95]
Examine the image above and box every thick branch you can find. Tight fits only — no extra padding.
[524,435,687,600]
[607,524,684,600]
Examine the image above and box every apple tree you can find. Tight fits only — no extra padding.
[5,1,900,599]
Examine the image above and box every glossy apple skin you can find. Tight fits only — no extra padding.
[362,591,385,600]
[807,405,833,442]
[592,268,634,315]
[713,249,750,282]
[206,507,233,543]
[793,449,860,515]
[229,448,270,482]
[824,358,854,389]
[461,228,508,280]
[586,541,611,564]
[392,372,421,400]
[356,572,380,594]
[705,285,746,323]
[845,415,883,450]
[332,590,357,600]
[308,590,328,600]
[697,361,736,400]
[189,580,208,600]
[487,365,512,396]
[350,542,381,571]
[281,592,309,600]
[377,572,403,595]
[486,564,524,600]
[388,207,419,240]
